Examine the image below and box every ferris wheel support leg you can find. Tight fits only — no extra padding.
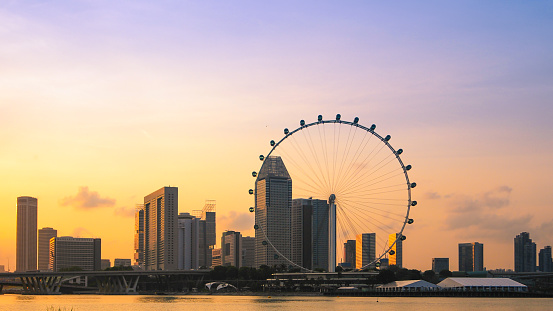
[328,201,336,272]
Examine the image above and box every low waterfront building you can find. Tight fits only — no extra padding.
[437,277,527,292]
[377,280,439,292]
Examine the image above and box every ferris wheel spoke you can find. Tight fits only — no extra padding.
[338,153,398,193]
[279,149,327,195]
[340,171,406,196]
[334,125,356,191]
[337,199,401,233]
[338,197,407,219]
[280,141,328,194]
[319,124,333,195]
[288,135,329,192]
[304,127,331,193]
[334,129,373,194]
[337,143,388,193]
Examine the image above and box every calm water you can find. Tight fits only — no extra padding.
[0,295,551,311]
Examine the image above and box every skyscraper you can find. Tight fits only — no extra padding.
[38,227,57,271]
[291,198,329,270]
[539,246,552,272]
[458,242,484,272]
[388,233,403,268]
[16,196,37,272]
[177,212,199,270]
[198,201,216,268]
[255,156,292,267]
[432,258,450,273]
[222,231,242,267]
[343,240,356,268]
[242,236,255,268]
[356,233,375,270]
[134,204,144,266]
[49,237,101,271]
[514,232,536,272]
[144,187,178,271]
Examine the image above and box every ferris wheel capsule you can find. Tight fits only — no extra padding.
[405,165,412,170]
[389,250,395,255]
[252,171,257,177]
[248,189,253,195]
[270,140,275,146]
[400,235,407,241]
[249,207,254,212]
[411,201,417,206]
[408,219,414,224]
[336,114,341,121]
[353,117,359,124]
[259,155,264,161]
[262,241,268,246]
[284,128,289,135]
[370,124,376,131]
[300,120,305,126]
[318,115,323,122]
[396,149,403,155]
[410,182,417,188]
[384,135,391,141]
[254,224,259,230]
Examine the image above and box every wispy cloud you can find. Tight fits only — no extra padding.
[60,186,116,209]
[218,211,253,232]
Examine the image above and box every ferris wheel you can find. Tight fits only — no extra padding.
[250,114,415,272]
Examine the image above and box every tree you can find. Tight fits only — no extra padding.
[226,266,239,279]
[377,269,396,284]
[422,270,438,284]
[439,269,453,278]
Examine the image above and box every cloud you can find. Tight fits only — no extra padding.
[218,211,254,232]
[423,192,442,200]
[114,206,135,217]
[60,186,116,209]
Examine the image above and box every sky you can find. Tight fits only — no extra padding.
[1,1,552,271]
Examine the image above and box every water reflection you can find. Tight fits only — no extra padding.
[16,295,35,301]
[137,296,211,303]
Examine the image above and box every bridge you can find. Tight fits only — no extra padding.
[0,270,210,295]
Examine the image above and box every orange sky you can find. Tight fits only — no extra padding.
[1,1,553,271]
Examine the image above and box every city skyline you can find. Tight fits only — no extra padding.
[1,1,553,271]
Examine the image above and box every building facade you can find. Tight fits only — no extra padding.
[222,231,242,267]
[291,198,329,270]
[242,236,255,268]
[432,258,450,273]
[211,248,222,267]
[114,259,132,267]
[38,227,57,271]
[388,233,403,268]
[255,156,292,267]
[177,212,199,270]
[144,187,178,271]
[134,204,144,266]
[514,232,536,272]
[356,233,375,270]
[101,259,111,270]
[49,237,101,271]
[539,246,552,272]
[198,202,216,268]
[458,242,484,272]
[343,240,356,268]
[16,196,38,272]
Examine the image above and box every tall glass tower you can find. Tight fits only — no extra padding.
[255,156,292,267]
[16,196,37,272]
[514,232,536,272]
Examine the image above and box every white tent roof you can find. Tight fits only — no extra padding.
[379,280,439,288]
[438,278,526,288]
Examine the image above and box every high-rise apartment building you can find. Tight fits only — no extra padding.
[255,156,292,267]
[514,232,536,272]
[432,258,450,273]
[539,246,552,272]
[356,233,375,270]
[49,237,101,271]
[222,231,242,267]
[16,196,38,272]
[388,233,403,268]
[144,187,178,271]
[242,236,255,268]
[38,227,57,271]
[114,258,131,267]
[343,240,356,268]
[101,259,111,270]
[291,198,329,270]
[458,242,484,272]
[177,212,199,270]
[134,204,144,266]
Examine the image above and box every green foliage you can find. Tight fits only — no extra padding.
[395,268,421,281]
[422,270,439,283]
[439,269,453,278]
[377,269,396,284]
